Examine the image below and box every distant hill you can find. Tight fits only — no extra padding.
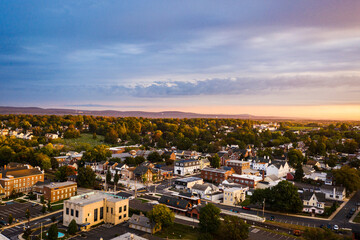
[0,106,291,120]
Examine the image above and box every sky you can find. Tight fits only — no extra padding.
[0,0,360,120]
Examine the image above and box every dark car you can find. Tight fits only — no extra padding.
[242,206,251,210]
[350,208,356,214]
[270,216,275,221]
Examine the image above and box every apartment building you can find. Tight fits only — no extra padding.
[201,167,235,184]
[63,192,129,231]
[228,174,263,188]
[34,181,77,202]
[0,165,44,197]
[226,160,250,175]
[223,187,248,206]
[174,159,201,176]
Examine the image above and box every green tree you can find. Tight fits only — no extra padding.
[0,146,15,166]
[25,208,30,226]
[82,145,111,162]
[303,227,341,240]
[105,128,119,144]
[288,149,304,167]
[55,166,77,182]
[114,171,120,190]
[41,204,47,214]
[220,216,249,240]
[77,166,96,188]
[35,153,51,170]
[210,154,220,168]
[147,204,174,229]
[40,195,45,204]
[147,152,162,163]
[106,170,112,189]
[332,166,360,195]
[47,223,58,240]
[8,214,13,225]
[64,125,80,139]
[294,163,304,182]
[50,158,59,170]
[199,203,221,234]
[47,201,52,211]
[67,219,78,235]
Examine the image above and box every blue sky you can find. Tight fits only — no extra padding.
[1,1,360,119]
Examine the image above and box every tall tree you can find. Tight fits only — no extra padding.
[106,170,112,190]
[147,204,174,229]
[332,166,360,195]
[199,203,221,234]
[220,216,249,240]
[77,166,96,188]
[210,154,220,168]
[294,163,304,182]
[67,219,78,235]
[55,166,77,182]
[114,171,120,191]
[47,223,58,240]
[8,214,13,225]
[25,208,30,227]
[147,152,162,163]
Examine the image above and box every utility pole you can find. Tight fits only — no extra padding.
[135,179,137,198]
[262,198,265,218]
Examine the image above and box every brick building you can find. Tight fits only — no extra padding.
[0,165,44,197]
[226,160,250,174]
[228,174,263,188]
[34,181,77,202]
[201,167,235,184]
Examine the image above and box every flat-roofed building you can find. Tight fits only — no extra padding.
[0,165,44,197]
[223,187,248,206]
[34,181,77,202]
[228,174,263,188]
[201,167,234,184]
[226,160,250,175]
[174,177,203,191]
[174,159,201,176]
[63,192,129,231]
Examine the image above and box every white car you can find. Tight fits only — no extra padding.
[333,225,339,231]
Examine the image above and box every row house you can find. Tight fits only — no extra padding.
[226,160,250,175]
[201,167,234,184]
[174,159,201,176]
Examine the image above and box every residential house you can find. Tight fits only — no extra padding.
[128,214,160,234]
[251,156,271,174]
[162,151,176,161]
[191,183,222,201]
[301,192,326,214]
[320,185,346,201]
[266,161,290,178]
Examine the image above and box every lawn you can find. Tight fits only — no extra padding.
[51,204,64,211]
[354,212,360,223]
[155,223,199,239]
[54,133,110,150]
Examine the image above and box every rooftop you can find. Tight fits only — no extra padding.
[65,192,127,206]
[176,177,203,183]
[231,174,263,181]
[43,181,76,189]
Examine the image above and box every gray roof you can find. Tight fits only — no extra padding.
[159,195,189,210]
[128,214,155,229]
[301,191,326,202]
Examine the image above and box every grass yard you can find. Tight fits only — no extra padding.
[136,198,150,203]
[354,212,360,223]
[51,204,63,211]
[54,133,110,149]
[155,223,199,239]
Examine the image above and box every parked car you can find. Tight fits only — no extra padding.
[270,216,275,221]
[242,206,251,210]
[293,230,302,236]
[0,220,8,226]
[333,225,339,231]
[350,208,356,214]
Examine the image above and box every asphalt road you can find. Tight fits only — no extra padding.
[1,211,63,240]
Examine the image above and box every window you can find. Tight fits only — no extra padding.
[94,209,98,222]
[66,208,69,215]
[119,207,122,213]
[100,207,103,220]
[124,214,126,218]
[124,205,127,211]
[76,210,79,218]
[111,208,113,214]
[119,215,122,220]
[107,207,108,213]
[71,209,74,216]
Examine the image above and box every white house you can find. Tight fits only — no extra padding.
[301,192,326,214]
[266,161,290,178]
[191,183,221,201]
[251,156,271,172]
[320,185,346,201]
[174,177,203,191]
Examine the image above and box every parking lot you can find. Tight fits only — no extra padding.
[0,201,43,224]
[249,227,298,240]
